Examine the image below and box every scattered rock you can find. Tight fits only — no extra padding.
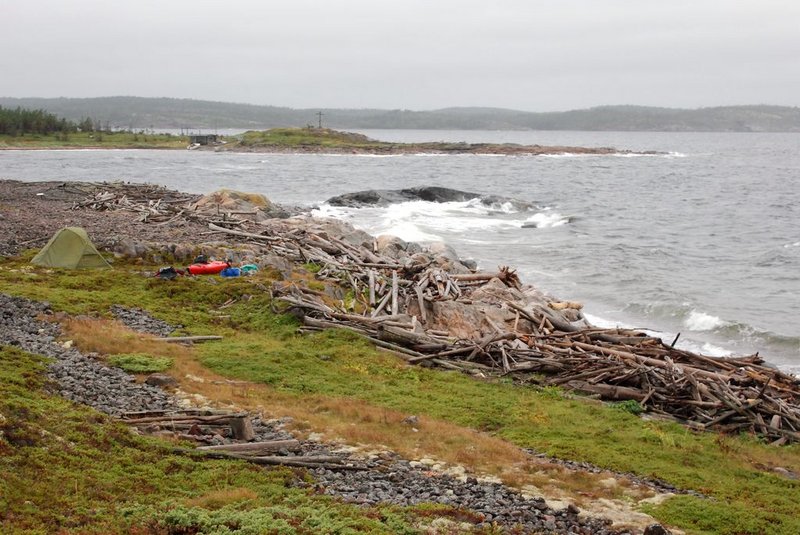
[326,186,536,211]
[111,305,180,337]
[0,294,177,416]
[307,457,620,534]
[644,524,672,535]
[145,373,179,388]
[401,415,419,426]
[773,466,798,479]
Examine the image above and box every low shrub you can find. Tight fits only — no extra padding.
[107,353,173,373]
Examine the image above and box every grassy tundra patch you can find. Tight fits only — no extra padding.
[1,257,800,534]
[0,131,188,149]
[238,127,390,150]
[0,346,445,534]
[107,353,173,373]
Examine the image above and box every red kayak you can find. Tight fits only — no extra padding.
[187,260,230,275]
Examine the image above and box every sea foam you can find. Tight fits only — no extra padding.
[381,200,514,235]
[584,312,734,357]
[684,310,728,331]
[523,211,570,228]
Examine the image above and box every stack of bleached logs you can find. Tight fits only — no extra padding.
[73,184,247,228]
[120,408,256,443]
[121,409,362,470]
[242,224,800,445]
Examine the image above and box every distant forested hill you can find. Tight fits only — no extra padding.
[1,97,798,132]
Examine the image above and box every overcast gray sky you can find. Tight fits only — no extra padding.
[2,0,799,111]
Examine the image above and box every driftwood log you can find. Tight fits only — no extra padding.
[171,448,367,471]
[197,439,301,455]
[120,409,365,470]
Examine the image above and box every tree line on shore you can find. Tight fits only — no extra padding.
[0,105,101,137]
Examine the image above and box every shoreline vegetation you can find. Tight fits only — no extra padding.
[222,128,653,156]
[1,180,800,534]
[0,126,656,155]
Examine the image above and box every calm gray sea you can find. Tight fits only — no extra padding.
[2,130,798,373]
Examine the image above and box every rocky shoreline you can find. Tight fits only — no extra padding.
[206,143,656,157]
[0,143,650,156]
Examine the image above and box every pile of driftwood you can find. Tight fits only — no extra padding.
[120,409,363,470]
[204,216,800,444]
[279,290,800,444]
[120,408,256,443]
[73,184,247,228]
[281,285,800,444]
[186,443,364,471]
[235,224,800,445]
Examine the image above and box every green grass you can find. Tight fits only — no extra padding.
[234,129,515,154]
[107,353,173,373]
[0,131,189,149]
[238,128,391,150]
[2,256,800,534]
[0,346,461,534]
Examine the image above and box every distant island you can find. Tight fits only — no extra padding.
[0,118,651,155]
[216,128,653,155]
[2,96,800,132]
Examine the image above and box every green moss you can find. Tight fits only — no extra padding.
[107,353,172,373]
[302,262,322,274]
[609,399,644,415]
[238,128,388,150]
[123,501,420,535]
[642,493,800,535]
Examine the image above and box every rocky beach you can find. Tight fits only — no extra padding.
[2,178,799,534]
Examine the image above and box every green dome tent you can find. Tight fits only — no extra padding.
[31,227,111,269]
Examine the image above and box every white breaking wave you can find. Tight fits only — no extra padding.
[378,221,441,242]
[311,199,529,242]
[522,211,570,228]
[779,363,800,376]
[684,310,728,331]
[381,200,516,236]
[584,312,734,357]
[311,204,352,220]
[582,313,631,330]
[698,342,733,357]
[473,199,520,214]
[311,202,443,242]
[445,198,525,215]
[783,241,800,248]
[611,152,687,159]
[537,153,594,159]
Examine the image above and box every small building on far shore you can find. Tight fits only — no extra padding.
[189,134,219,145]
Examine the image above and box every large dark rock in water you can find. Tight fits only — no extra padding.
[326,186,535,210]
